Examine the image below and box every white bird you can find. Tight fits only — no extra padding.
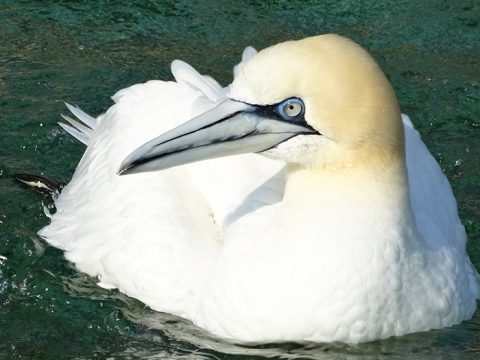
[39,34,479,344]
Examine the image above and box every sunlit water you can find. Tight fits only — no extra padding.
[1,1,479,358]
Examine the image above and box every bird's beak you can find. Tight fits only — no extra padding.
[118,99,316,175]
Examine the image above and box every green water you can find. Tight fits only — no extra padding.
[1,0,479,358]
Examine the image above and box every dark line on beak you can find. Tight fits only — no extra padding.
[151,111,245,149]
[118,164,134,176]
[118,129,258,175]
[257,131,318,153]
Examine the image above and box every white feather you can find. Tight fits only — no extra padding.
[58,103,97,144]
[58,122,89,145]
[60,114,92,137]
[65,102,97,129]
[171,59,223,103]
[234,46,257,77]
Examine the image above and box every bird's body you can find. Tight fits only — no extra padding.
[39,35,479,343]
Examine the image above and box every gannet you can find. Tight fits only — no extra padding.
[39,34,479,344]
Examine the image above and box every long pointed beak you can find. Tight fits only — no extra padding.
[118,99,315,175]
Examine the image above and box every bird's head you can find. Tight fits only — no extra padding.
[119,34,403,175]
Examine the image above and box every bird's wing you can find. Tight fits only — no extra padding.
[404,114,480,297]
[39,48,286,316]
[41,79,223,316]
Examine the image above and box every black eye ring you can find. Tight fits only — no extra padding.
[276,98,305,121]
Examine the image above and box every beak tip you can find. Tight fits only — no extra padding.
[117,163,135,176]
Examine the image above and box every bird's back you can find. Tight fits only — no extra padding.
[404,114,480,299]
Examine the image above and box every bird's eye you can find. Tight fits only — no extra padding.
[277,98,305,120]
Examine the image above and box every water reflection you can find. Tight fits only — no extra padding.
[118,301,480,359]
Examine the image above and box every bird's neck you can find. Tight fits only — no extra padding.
[282,159,418,248]
[285,157,408,197]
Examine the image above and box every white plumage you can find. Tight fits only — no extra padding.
[39,35,479,344]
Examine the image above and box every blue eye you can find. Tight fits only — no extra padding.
[276,98,305,121]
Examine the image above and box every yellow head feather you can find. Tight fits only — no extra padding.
[230,34,404,170]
